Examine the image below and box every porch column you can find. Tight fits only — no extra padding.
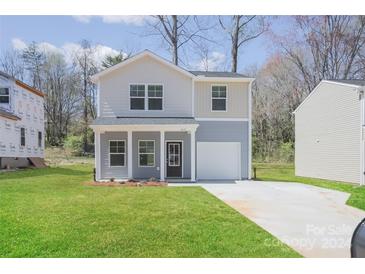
[95,131,101,181]
[127,131,133,179]
[160,130,165,181]
[190,129,196,182]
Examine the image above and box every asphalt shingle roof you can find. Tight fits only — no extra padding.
[0,108,21,121]
[189,70,249,78]
[327,79,365,86]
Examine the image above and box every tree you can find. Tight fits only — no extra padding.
[73,40,98,154]
[0,49,25,80]
[21,42,45,89]
[219,16,269,72]
[42,52,81,146]
[149,16,210,65]
[102,51,128,69]
[279,16,365,93]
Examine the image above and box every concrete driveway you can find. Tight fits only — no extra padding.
[200,181,365,258]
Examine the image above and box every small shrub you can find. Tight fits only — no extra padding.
[63,135,83,156]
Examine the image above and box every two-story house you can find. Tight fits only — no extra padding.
[90,50,254,182]
[0,70,45,169]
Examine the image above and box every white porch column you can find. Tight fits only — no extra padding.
[95,131,101,181]
[127,131,133,179]
[160,130,165,181]
[190,129,196,182]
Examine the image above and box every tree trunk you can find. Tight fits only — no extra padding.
[172,15,178,65]
[230,16,240,72]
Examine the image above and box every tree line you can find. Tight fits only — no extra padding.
[1,16,365,162]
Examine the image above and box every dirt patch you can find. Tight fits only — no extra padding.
[86,180,168,187]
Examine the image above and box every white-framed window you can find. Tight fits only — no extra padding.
[38,131,42,148]
[0,87,10,104]
[138,140,155,167]
[212,85,227,111]
[130,84,145,110]
[109,140,126,167]
[20,127,25,147]
[148,85,163,110]
[168,143,181,167]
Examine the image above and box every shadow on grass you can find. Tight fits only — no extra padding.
[0,166,92,181]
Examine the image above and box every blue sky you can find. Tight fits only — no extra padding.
[0,16,290,72]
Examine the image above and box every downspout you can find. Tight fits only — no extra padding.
[358,87,365,186]
[248,80,254,180]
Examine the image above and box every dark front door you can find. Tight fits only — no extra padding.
[166,142,182,178]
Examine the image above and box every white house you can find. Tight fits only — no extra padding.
[90,50,254,182]
[294,79,365,185]
[0,71,45,169]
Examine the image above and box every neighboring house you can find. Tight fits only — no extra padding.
[90,50,254,182]
[294,79,365,185]
[0,71,45,169]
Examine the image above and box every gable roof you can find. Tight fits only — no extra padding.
[189,71,248,78]
[91,50,255,83]
[0,70,45,98]
[91,50,195,82]
[293,79,365,114]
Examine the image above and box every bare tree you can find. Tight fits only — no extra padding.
[148,16,211,65]
[0,50,25,80]
[73,40,98,153]
[219,16,269,72]
[279,16,365,92]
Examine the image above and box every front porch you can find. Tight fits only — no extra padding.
[91,117,199,182]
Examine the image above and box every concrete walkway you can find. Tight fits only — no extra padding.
[171,181,365,257]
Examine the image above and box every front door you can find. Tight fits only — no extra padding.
[166,142,182,178]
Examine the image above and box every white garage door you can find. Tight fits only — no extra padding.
[197,142,241,180]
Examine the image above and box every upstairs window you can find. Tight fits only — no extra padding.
[212,85,227,111]
[130,85,145,110]
[0,87,10,104]
[20,127,25,146]
[109,140,126,167]
[148,85,163,110]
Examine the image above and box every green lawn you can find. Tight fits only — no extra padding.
[0,164,299,258]
[254,163,365,211]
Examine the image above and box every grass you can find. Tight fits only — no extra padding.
[45,147,94,167]
[0,164,299,258]
[254,162,365,211]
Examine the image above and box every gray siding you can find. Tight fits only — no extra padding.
[100,132,128,179]
[295,82,361,184]
[194,81,249,118]
[132,132,160,179]
[99,55,193,118]
[196,121,249,179]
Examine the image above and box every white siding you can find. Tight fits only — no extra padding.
[194,81,249,118]
[0,77,44,158]
[99,55,192,117]
[295,82,360,184]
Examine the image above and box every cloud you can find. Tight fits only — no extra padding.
[11,38,121,67]
[72,15,152,26]
[12,38,27,50]
[195,51,226,71]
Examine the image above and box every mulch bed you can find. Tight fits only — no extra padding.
[86,180,168,187]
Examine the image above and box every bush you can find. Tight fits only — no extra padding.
[63,135,83,156]
[278,142,294,163]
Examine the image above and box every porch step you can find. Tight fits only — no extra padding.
[27,157,47,168]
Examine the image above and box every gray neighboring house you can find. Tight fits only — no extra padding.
[90,50,254,182]
[294,79,365,185]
